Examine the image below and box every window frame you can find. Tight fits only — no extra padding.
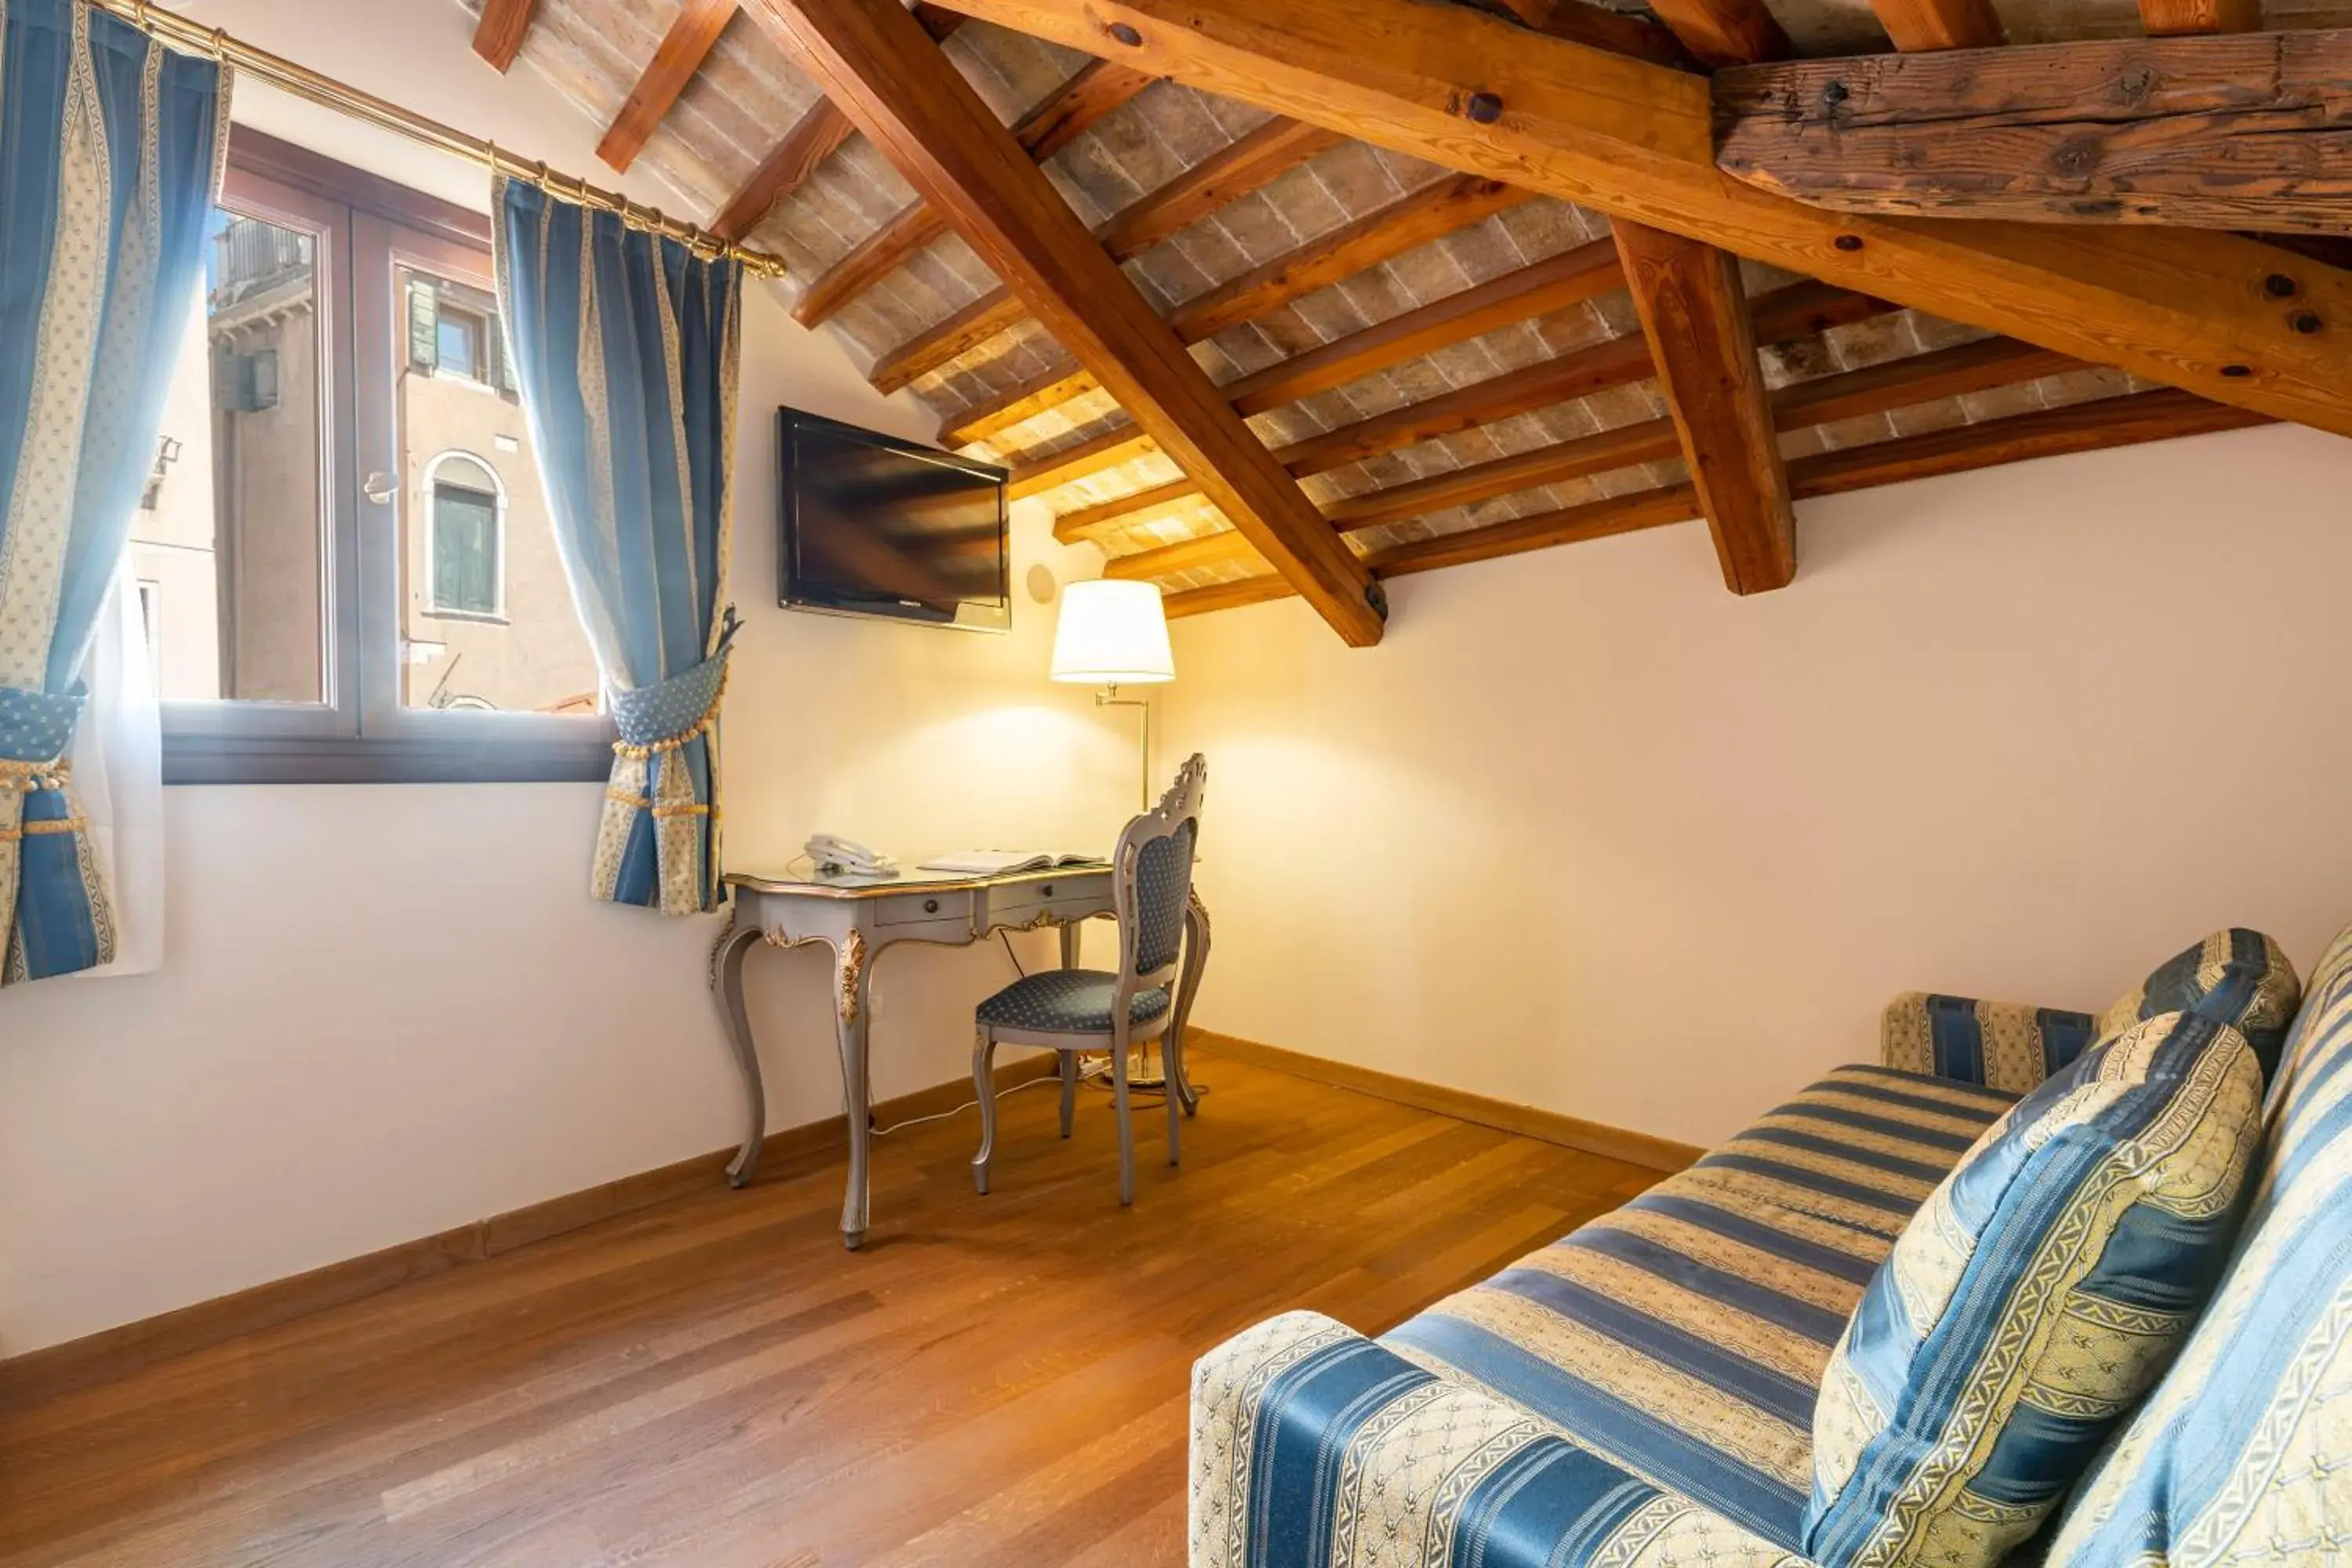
[162,128,612,786]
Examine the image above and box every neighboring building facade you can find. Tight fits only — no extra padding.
[132,207,598,716]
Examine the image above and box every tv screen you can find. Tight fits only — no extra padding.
[777,408,1010,631]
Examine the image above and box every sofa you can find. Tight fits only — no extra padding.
[1189,925,2350,1568]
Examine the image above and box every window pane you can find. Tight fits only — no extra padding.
[136,207,327,702]
[397,266,600,715]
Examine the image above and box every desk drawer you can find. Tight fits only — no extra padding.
[873,889,975,928]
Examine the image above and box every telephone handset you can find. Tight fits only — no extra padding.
[806,833,899,877]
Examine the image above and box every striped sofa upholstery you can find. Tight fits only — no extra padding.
[1191,926,2332,1568]
[2044,925,2352,1567]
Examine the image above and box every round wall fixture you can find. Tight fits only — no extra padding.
[1025,563,1058,605]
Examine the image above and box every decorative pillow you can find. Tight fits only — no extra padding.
[2096,928,2299,1085]
[1802,1011,2265,1568]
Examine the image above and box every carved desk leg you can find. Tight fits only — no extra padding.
[833,928,875,1250]
[1168,889,1211,1116]
[712,913,770,1187]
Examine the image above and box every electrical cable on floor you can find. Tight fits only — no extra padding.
[871,1072,1062,1136]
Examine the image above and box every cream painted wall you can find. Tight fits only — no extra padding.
[1161,423,2352,1150]
[0,0,1136,1356]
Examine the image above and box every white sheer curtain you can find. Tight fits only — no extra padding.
[67,559,165,978]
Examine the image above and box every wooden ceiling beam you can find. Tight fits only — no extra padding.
[2140,0,2263,34]
[924,0,2352,439]
[1116,329,2085,578]
[708,5,964,242]
[1493,0,1692,67]
[1043,279,1890,528]
[748,0,1385,644]
[598,0,737,172]
[710,101,856,241]
[1227,235,1623,416]
[1165,386,2267,616]
[472,0,539,72]
[874,165,1524,397]
[1276,279,1891,477]
[946,211,1606,445]
[1644,0,1789,67]
[1612,219,1793,593]
[1099,119,1348,258]
[1716,31,2352,234]
[796,55,1151,328]
[1869,0,2004,49]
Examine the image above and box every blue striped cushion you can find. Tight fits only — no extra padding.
[1804,1012,2265,1568]
[1381,1065,2013,1552]
[1192,1312,1808,1568]
[2045,924,2352,1567]
[2099,927,2300,1085]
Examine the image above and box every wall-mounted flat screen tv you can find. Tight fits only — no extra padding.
[777,407,1011,631]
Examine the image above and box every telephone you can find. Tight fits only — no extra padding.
[806,833,898,877]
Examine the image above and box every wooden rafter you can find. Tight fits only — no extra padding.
[1108,328,2077,580]
[1644,0,1788,67]
[1040,280,1892,533]
[598,0,736,172]
[1164,387,2269,617]
[472,0,539,72]
[921,0,2352,438]
[1715,31,2352,234]
[2140,0,2263,34]
[1492,0,1692,68]
[708,5,967,244]
[1613,219,1793,593]
[746,0,1385,644]
[1225,237,1623,416]
[877,167,1523,396]
[1869,0,2003,49]
[795,57,1155,327]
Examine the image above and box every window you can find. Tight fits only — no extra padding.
[427,456,502,619]
[154,127,608,784]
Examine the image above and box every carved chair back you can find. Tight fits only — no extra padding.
[1111,753,1207,1025]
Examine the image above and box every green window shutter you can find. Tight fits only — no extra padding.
[408,278,439,373]
[492,314,519,400]
[432,485,499,615]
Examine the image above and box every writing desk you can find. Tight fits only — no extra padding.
[713,863,1209,1250]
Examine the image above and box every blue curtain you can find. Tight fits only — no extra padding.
[495,179,742,916]
[0,0,226,985]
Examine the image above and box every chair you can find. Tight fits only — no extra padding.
[971,754,1206,1206]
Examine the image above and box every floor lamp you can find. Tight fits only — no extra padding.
[1050,579,1176,1087]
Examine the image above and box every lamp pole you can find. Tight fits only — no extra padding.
[1096,682,1151,811]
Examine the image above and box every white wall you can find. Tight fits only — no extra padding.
[1163,423,2352,1149]
[0,0,1135,1356]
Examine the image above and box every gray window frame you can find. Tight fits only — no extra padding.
[162,129,611,786]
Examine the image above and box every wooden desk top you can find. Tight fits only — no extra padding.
[722,860,1108,900]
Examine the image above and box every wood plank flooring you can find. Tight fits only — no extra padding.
[0,1051,1659,1567]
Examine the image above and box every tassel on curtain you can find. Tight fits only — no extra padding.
[0,0,227,985]
[494,177,742,916]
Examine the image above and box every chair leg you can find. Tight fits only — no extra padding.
[1059,1048,1077,1138]
[1166,1035,1181,1168]
[971,1028,997,1196]
[1112,1036,1135,1207]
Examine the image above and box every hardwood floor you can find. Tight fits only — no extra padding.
[0,1051,1660,1567]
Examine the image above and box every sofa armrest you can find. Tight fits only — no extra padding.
[1189,1310,1806,1568]
[1880,991,2099,1095]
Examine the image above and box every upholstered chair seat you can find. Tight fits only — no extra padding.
[975,970,1171,1033]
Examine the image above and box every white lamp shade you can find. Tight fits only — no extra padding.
[1051,579,1175,684]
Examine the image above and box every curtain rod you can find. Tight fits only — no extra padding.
[87,0,791,278]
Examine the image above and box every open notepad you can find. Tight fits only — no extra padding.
[916,850,1107,875]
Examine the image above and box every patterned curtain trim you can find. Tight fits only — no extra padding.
[0,1,227,985]
[594,616,737,915]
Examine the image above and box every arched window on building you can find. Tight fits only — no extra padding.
[425,451,503,619]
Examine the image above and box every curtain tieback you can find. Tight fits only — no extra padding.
[609,647,731,760]
[0,684,88,775]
